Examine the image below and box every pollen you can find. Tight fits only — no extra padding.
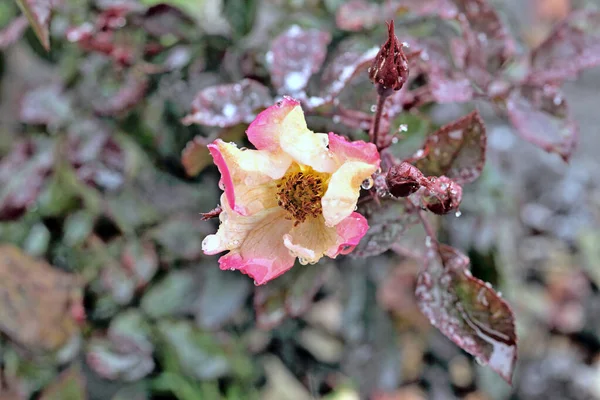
[276,168,327,226]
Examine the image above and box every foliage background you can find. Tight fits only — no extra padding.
[1,0,600,399]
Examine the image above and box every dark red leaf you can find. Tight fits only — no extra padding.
[529,10,600,85]
[94,72,148,117]
[0,140,54,221]
[416,244,517,383]
[182,79,272,127]
[15,0,57,50]
[0,16,29,49]
[19,84,73,126]
[454,0,515,87]
[267,25,331,94]
[506,85,576,161]
[413,110,487,184]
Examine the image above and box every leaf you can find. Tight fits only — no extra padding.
[140,269,201,319]
[415,244,517,383]
[181,124,247,177]
[182,79,272,127]
[254,263,330,330]
[0,245,83,352]
[267,25,331,94]
[0,139,54,221]
[14,0,54,50]
[413,110,487,184]
[93,72,148,117]
[335,0,382,32]
[39,365,86,400]
[0,16,28,49]
[87,310,154,382]
[194,266,251,330]
[149,214,213,261]
[121,239,158,288]
[352,198,418,258]
[157,320,230,380]
[20,84,73,127]
[310,41,378,108]
[397,0,458,18]
[529,9,600,85]
[506,84,577,161]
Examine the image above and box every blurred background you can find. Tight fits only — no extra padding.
[1,0,600,399]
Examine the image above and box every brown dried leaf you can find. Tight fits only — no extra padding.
[0,245,83,352]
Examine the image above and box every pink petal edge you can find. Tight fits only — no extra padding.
[246,96,300,151]
[328,212,369,257]
[207,142,237,212]
[328,132,381,167]
[219,252,295,285]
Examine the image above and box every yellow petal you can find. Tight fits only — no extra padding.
[283,216,338,264]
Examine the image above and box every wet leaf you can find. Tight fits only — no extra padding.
[0,245,82,352]
[397,0,458,18]
[157,320,230,380]
[39,365,86,400]
[86,337,155,381]
[529,9,600,85]
[415,244,517,383]
[0,140,54,221]
[506,84,577,161]
[254,263,330,330]
[20,84,73,127]
[15,0,55,50]
[267,25,331,94]
[352,198,418,258]
[182,79,272,127]
[0,16,28,49]
[413,110,487,185]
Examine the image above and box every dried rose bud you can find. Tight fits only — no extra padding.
[368,20,409,92]
[422,176,462,215]
[386,162,423,197]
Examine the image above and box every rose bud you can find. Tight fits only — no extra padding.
[368,20,409,93]
[386,162,424,198]
[422,176,462,215]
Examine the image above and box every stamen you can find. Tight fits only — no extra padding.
[276,167,328,225]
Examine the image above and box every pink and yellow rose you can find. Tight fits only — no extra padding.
[202,97,380,284]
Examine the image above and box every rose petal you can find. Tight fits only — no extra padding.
[321,161,378,227]
[325,212,369,257]
[207,140,291,215]
[246,97,301,151]
[328,132,380,167]
[283,216,338,264]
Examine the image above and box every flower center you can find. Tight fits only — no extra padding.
[276,168,327,226]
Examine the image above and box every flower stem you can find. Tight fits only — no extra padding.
[370,86,392,150]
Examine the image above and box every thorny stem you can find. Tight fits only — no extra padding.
[370,86,392,150]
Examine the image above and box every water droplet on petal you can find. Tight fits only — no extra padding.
[299,257,308,265]
[230,267,235,271]
[240,147,248,151]
[361,177,374,190]
[254,280,259,286]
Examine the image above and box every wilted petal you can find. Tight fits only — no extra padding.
[207,139,291,215]
[321,161,378,227]
[208,201,295,285]
[283,216,338,264]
